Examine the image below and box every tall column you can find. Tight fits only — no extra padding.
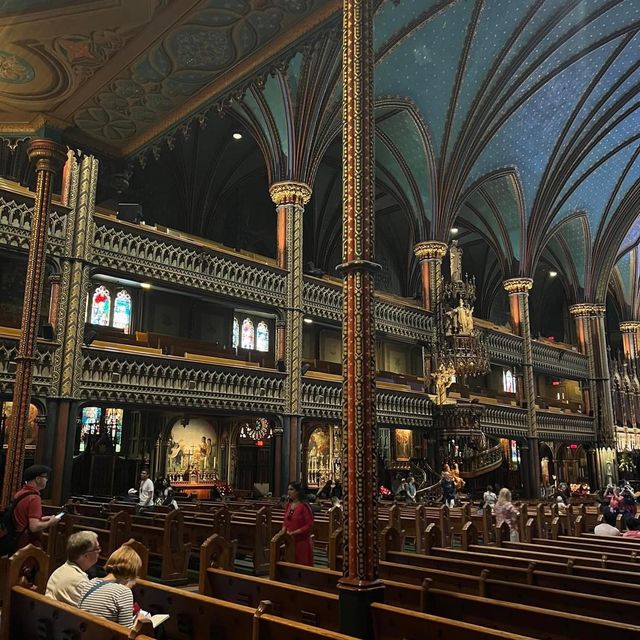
[270,181,311,484]
[503,278,540,497]
[48,153,99,503]
[620,321,640,365]
[570,303,617,484]
[413,241,448,313]
[2,139,66,506]
[339,0,383,637]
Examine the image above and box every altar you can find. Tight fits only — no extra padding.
[172,480,228,500]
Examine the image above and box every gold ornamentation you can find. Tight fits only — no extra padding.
[619,321,640,333]
[269,181,312,206]
[569,303,605,318]
[431,363,456,405]
[413,240,447,261]
[503,277,533,294]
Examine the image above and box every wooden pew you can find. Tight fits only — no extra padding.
[0,545,155,640]
[370,604,534,640]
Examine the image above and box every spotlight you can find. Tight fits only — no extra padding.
[303,318,313,324]
[140,283,152,289]
[549,271,558,277]
[232,132,243,140]
[450,227,459,234]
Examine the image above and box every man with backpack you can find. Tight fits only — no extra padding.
[2,464,60,554]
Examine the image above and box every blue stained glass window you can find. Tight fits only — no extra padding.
[90,285,110,326]
[113,290,132,333]
[80,406,101,452]
[232,317,239,349]
[241,318,254,349]
[256,321,269,352]
[105,407,124,453]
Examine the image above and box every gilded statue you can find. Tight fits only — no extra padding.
[456,298,474,334]
[449,240,463,283]
[431,364,456,405]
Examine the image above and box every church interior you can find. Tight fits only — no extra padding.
[1,1,640,639]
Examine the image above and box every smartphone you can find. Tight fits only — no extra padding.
[55,512,65,519]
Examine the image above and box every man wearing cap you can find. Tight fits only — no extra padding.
[12,465,60,550]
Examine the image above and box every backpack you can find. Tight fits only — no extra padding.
[0,492,33,556]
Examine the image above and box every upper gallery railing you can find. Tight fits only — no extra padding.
[0,336,56,396]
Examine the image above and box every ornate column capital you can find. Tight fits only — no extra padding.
[269,181,312,206]
[620,321,640,333]
[27,138,67,173]
[413,240,448,262]
[569,303,605,318]
[503,277,533,294]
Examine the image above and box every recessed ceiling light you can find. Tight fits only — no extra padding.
[450,227,459,234]
[549,271,558,277]
[141,282,152,289]
[303,318,313,324]
[232,132,243,140]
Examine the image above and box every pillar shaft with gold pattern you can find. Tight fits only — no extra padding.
[570,304,616,448]
[503,277,540,497]
[339,0,383,636]
[270,180,311,486]
[2,139,66,507]
[413,241,448,312]
[620,321,640,365]
[49,152,99,503]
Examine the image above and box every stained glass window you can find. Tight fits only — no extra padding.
[90,285,111,326]
[256,321,269,352]
[232,317,239,349]
[113,290,132,333]
[80,406,101,452]
[241,318,254,349]
[105,408,124,452]
[503,369,516,393]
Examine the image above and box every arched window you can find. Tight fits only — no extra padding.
[113,290,132,333]
[105,407,124,452]
[241,318,255,349]
[90,285,111,326]
[503,369,516,393]
[256,321,269,352]
[79,406,101,452]
[232,317,239,349]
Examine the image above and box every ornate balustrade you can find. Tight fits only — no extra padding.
[0,195,67,256]
[80,348,286,413]
[481,404,528,436]
[532,341,588,378]
[481,329,523,365]
[537,410,595,440]
[301,379,431,428]
[303,277,433,342]
[0,338,56,396]
[93,221,287,307]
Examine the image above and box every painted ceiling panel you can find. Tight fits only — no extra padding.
[376,109,433,223]
[481,175,522,261]
[621,218,640,254]
[448,0,536,157]
[460,189,510,259]
[262,74,289,160]
[556,217,588,288]
[469,41,618,209]
[616,250,633,302]
[375,0,473,158]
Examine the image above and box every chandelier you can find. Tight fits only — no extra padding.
[433,241,490,382]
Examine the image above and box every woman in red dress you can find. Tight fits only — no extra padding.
[282,481,314,565]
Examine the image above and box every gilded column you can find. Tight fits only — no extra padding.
[48,153,99,503]
[270,181,311,486]
[2,139,66,506]
[620,321,640,365]
[413,241,447,313]
[339,0,383,636]
[570,303,616,485]
[503,277,540,497]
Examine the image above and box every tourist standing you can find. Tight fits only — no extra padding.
[441,468,456,508]
[483,485,497,512]
[11,464,60,551]
[138,469,154,511]
[281,481,314,566]
[406,476,417,503]
[494,488,520,542]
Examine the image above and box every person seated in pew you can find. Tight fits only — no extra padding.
[281,481,314,566]
[494,488,520,542]
[622,517,640,539]
[46,531,100,605]
[78,545,143,628]
[594,507,622,537]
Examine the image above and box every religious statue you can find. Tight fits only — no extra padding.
[445,307,459,335]
[451,462,466,490]
[431,364,456,405]
[449,240,463,283]
[456,298,474,334]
